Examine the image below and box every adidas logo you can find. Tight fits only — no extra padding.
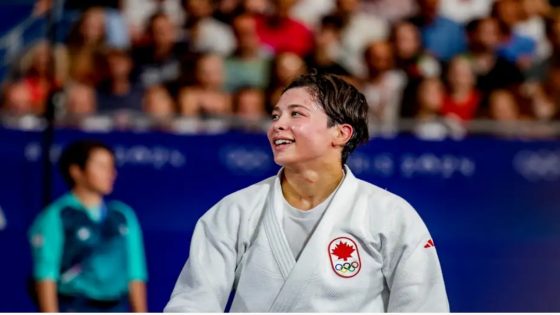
[423,239,435,248]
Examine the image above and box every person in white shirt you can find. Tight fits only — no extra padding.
[165,72,449,312]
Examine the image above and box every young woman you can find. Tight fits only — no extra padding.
[29,140,147,312]
[165,72,448,312]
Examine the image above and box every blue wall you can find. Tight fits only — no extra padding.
[0,128,559,311]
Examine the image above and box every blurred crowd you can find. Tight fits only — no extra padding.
[1,0,560,139]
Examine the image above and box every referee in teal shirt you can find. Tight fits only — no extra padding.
[28,140,148,312]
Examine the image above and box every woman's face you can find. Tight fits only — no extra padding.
[196,55,224,88]
[394,23,420,60]
[80,9,105,43]
[447,57,475,89]
[267,87,338,167]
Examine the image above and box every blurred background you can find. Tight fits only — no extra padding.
[0,0,559,311]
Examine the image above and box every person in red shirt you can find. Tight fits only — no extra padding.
[253,0,314,57]
[442,55,481,122]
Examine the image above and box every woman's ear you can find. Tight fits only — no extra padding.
[68,164,83,184]
[333,123,353,148]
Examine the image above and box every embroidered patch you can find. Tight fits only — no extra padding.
[328,236,361,278]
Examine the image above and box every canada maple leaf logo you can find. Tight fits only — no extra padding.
[331,241,355,261]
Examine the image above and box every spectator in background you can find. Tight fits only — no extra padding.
[213,0,245,25]
[412,77,464,140]
[224,13,272,93]
[14,41,63,115]
[123,0,185,44]
[231,86,267,131]
[304,15,351,77]
[523,60,560,121]
[515,0,552,64]
[28,140,147,312]
[97,49,144,113]
[410,0,467,61]
[1,81,34,116]
[132,12,186,89]
[528,9,560,81]
[486,89,527,137]
[182,0,236,56]
[289,0,336,29]
[178,53,232,117]
[322,0,389,77]
[63,7,109,86]
[62,0,129,49]
[267,52,307,107]
[442,55,481,122]
[491,0,537,71]
[465,17,524,98]
[143,85,177,130]
[64,83,97,118]
[253,0,314,57]
[438,0,493,24]
[361,40,407,136]
[488,89,523,121]
[390,20,441,118]
[361,0,417,24]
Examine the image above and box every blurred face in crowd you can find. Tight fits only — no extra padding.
[233,14,259,53]
[29,41,51,76]
[365,41,394,76]
[489,90,519,121]
[66,84,96,115]
[185,0,213,18]
[196,54,225,89]
[151,15,176,48]
[447,56,475,90]
[336,0,359,15]
[474,18,501,50]
[494,0,522,28]
[235,88,266,121]
[2,82,32,115]
[107,51,132,79]
[418,0,440,20]
[143,86,176,119]
[417,78,444,113]
[243,0,270,14]
[393,22,421,60]
[275,53,306,84]
[274,0,297,15]
[80,8,105,44]
[71,148,116,195]
[268,87,338,166]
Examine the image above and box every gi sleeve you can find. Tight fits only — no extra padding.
[164,198,241,312]
[382,198,450,312]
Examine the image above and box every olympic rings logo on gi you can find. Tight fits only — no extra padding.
[334,261,360,273]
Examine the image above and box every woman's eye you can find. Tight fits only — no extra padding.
[271,114,279,120]
[291,111,302,117]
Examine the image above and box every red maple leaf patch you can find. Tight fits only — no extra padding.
[331,241,355,261]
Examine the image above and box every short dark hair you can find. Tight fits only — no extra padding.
[58,139,114,188]
[283,72,369,164]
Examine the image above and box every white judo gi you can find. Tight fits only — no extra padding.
[165,167,449,312]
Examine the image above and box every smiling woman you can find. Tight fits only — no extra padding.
[165,72,449,313]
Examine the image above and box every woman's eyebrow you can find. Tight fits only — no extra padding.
[272,104,310,111]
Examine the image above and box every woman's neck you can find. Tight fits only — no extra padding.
[281,162,344,210]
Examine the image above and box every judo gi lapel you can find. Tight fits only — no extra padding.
[266,166,359,312]
[263,177,296,279]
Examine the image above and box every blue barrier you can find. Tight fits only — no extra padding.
[0,127,559,311]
